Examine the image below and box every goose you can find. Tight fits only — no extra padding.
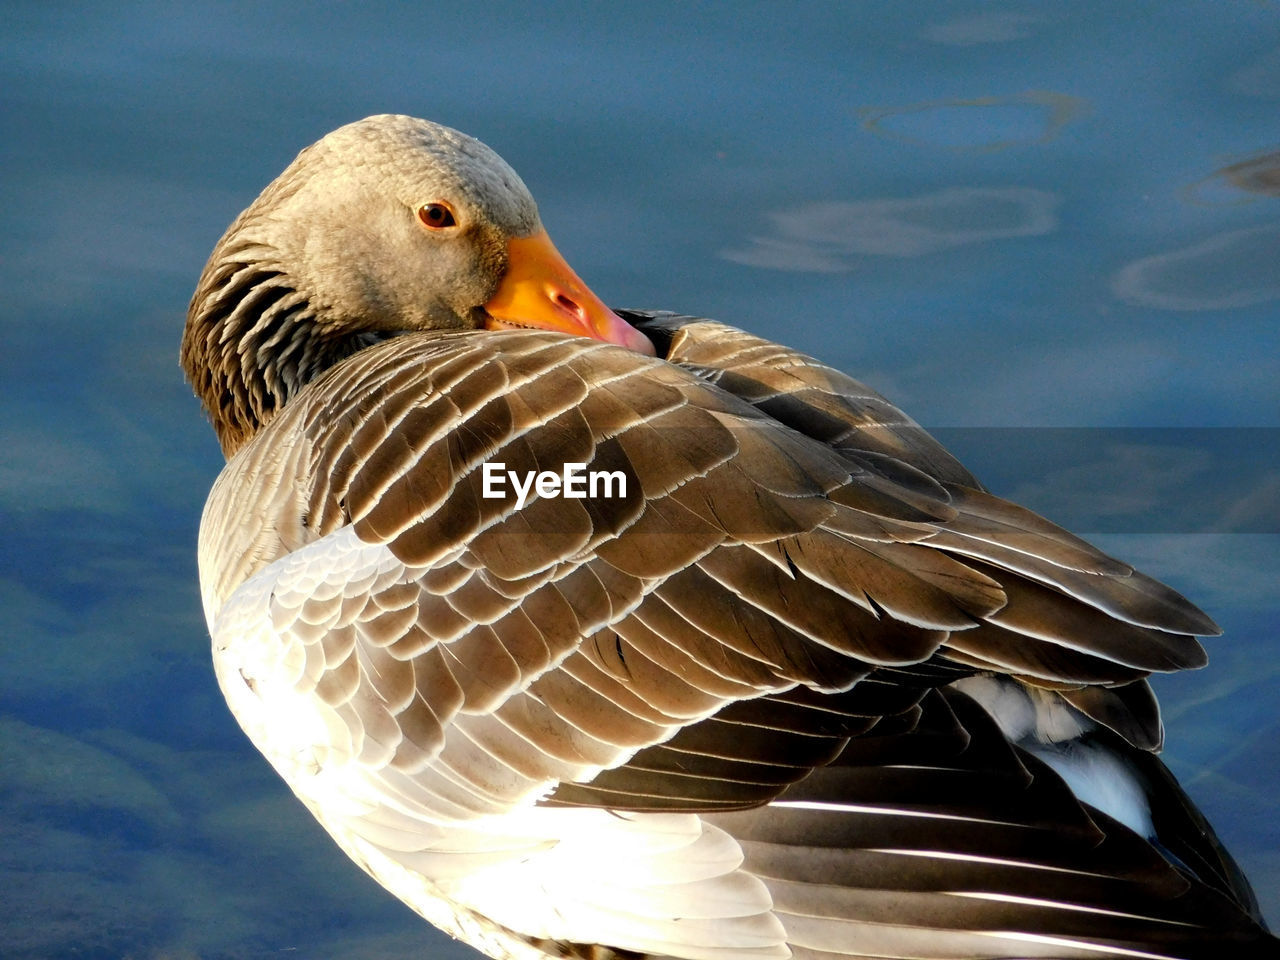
[182,115,1275,960]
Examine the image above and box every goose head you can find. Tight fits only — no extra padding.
[181,114,653,456]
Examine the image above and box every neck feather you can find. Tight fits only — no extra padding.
[181,254,375,458]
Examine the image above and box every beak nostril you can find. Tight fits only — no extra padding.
[554,291,584,317]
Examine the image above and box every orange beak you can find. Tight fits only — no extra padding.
[483,230,655,355]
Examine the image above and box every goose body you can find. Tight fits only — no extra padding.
[183,116,1275,960]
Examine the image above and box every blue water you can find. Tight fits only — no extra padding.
[3,3,1278,957]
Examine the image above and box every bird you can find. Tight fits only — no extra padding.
[182,114,1276,960]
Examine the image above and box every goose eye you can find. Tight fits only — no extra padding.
[417,202,458,230]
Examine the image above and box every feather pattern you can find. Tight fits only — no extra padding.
[186,116,1274,960]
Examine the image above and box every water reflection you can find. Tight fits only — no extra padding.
[1112,223,1280,310]
[922,11,1046,46]
[1185,148,1280,205]
[1216,149,1280,197]
[720,188,1058,270]
[858,91,1088,153]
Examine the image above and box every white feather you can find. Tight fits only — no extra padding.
[208,526,786,959]
[952,676,1154,838]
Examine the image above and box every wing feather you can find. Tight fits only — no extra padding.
[199,320,1269,959]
